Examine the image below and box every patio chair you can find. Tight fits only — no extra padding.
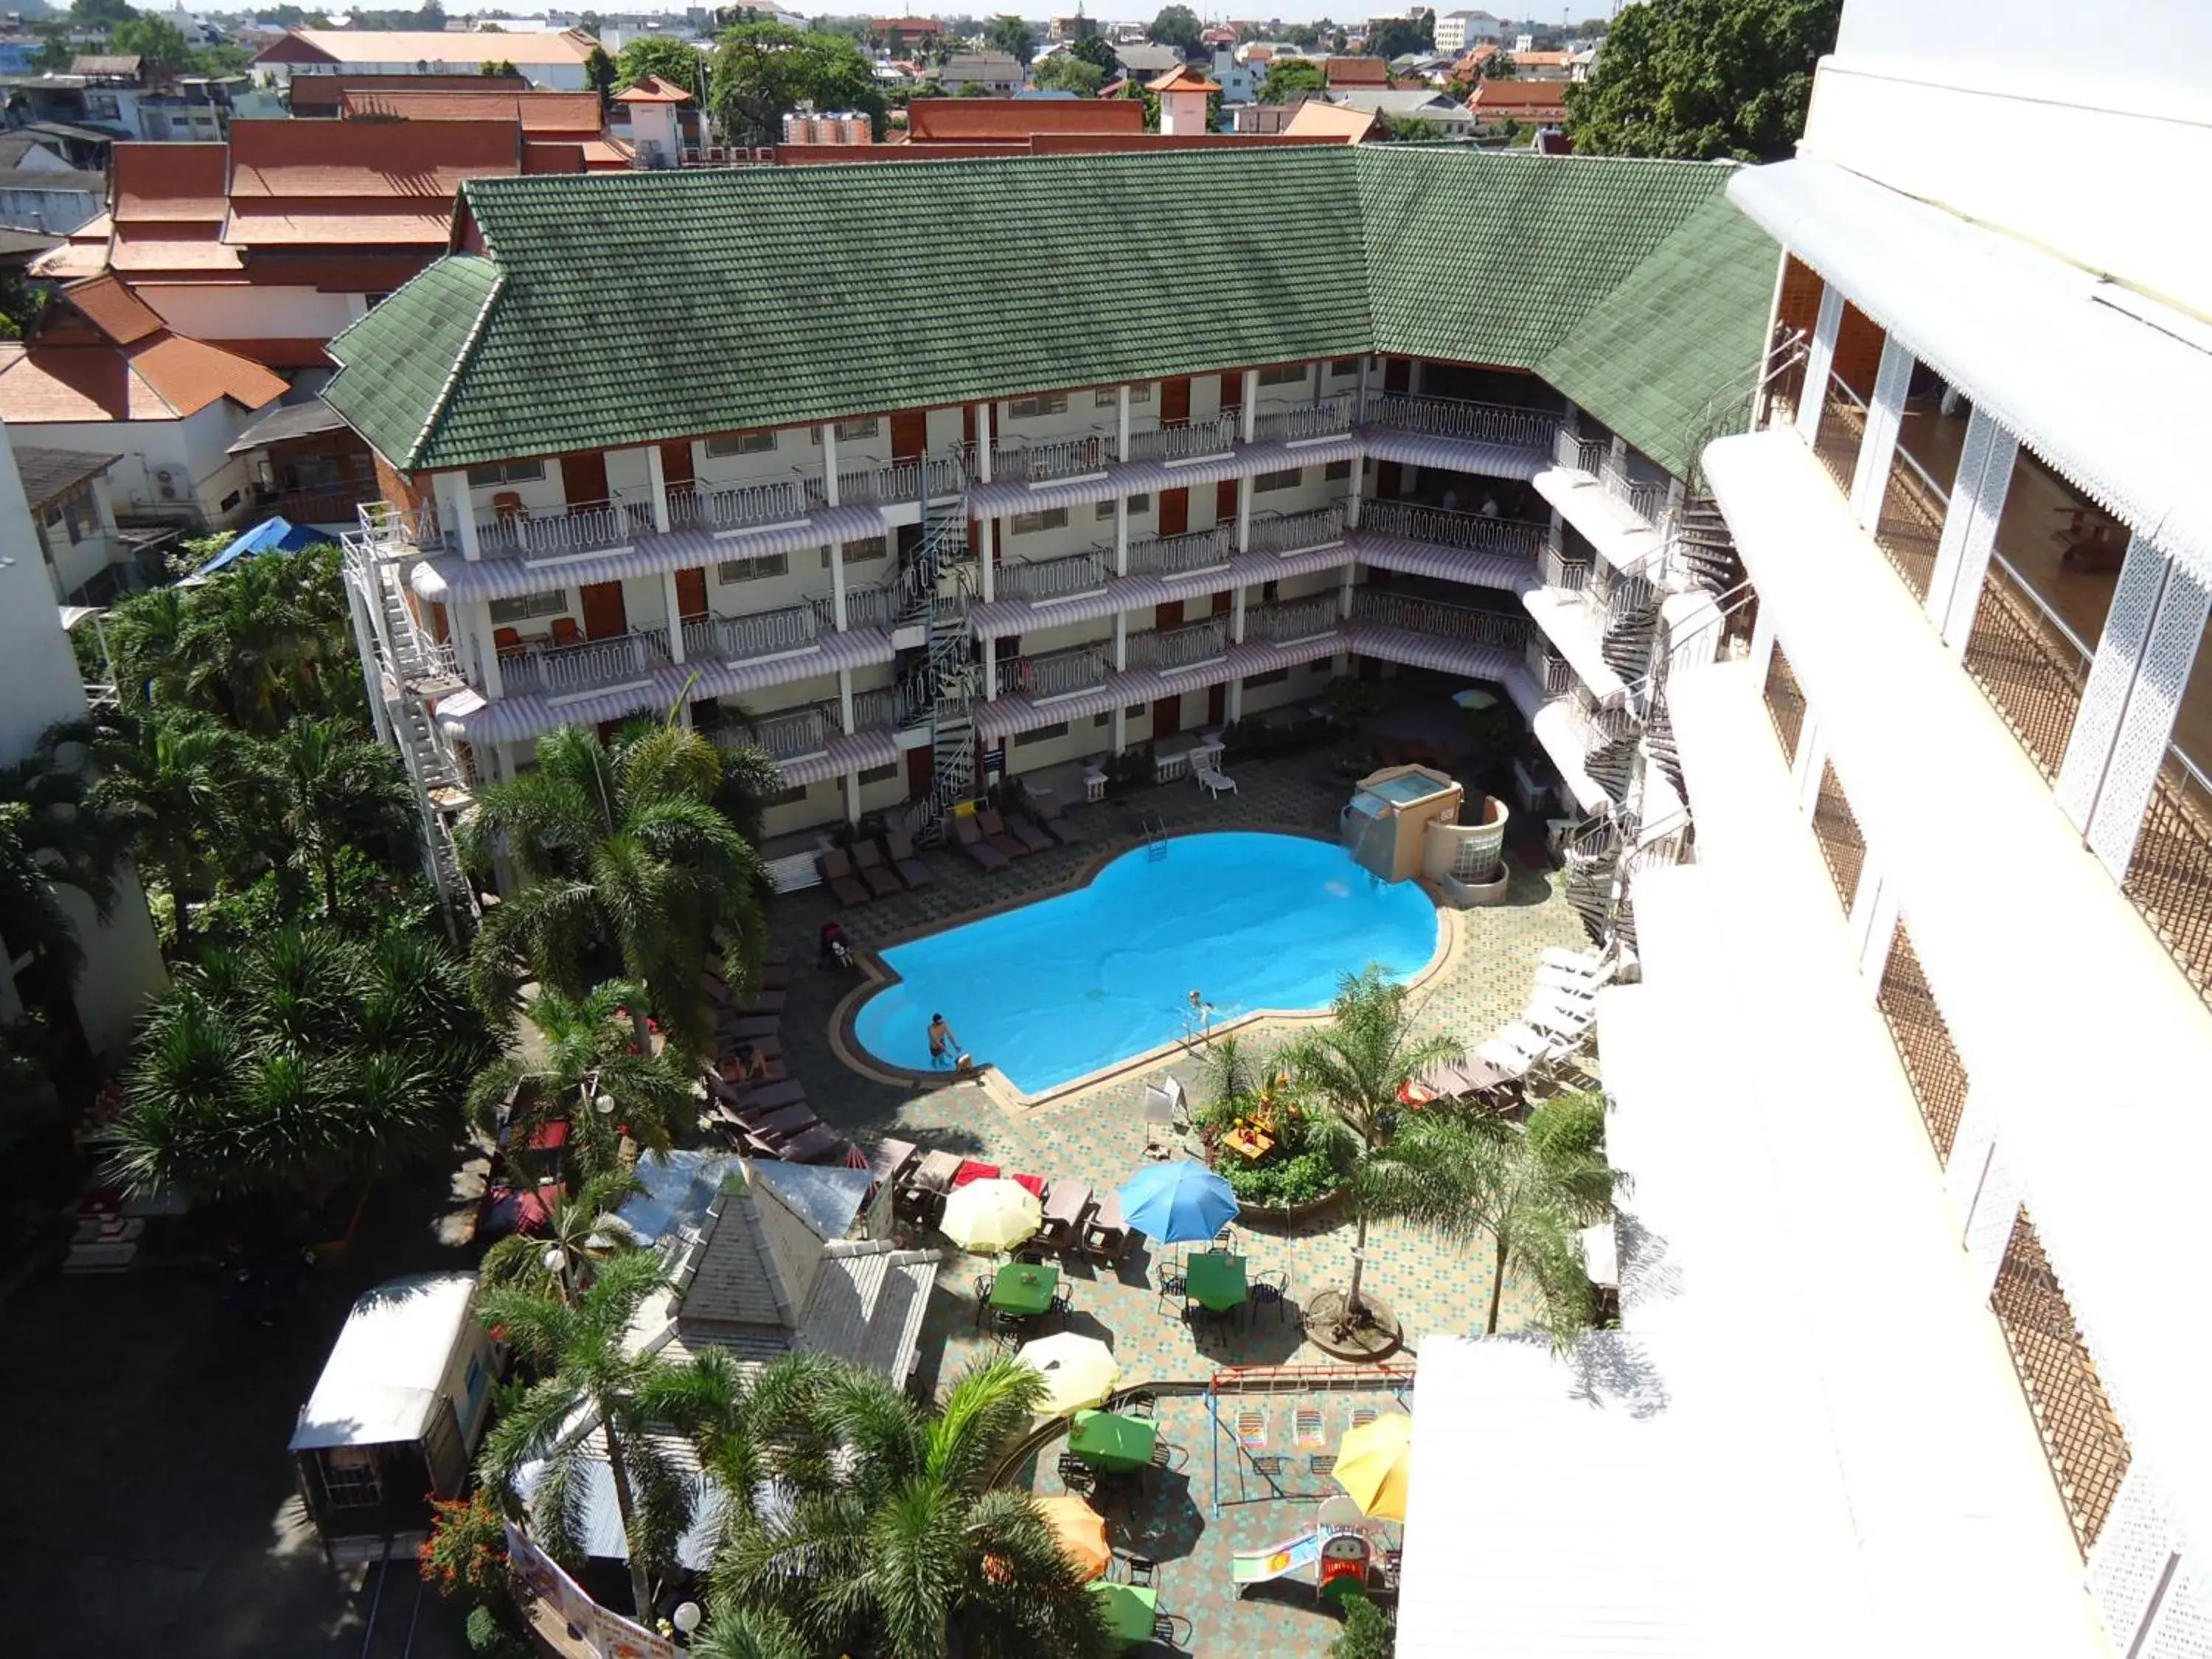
[493,626,524,655]
[1122,1391,1157,1419]
[976,809,1030,860]
[1156,1267,1187,1313]
[1252,1269,1291,1324]
[851,838,905,898]
[1152,1613,1185,1647]
[1194,763,1238,799]
[1057,1454,1096,1494]
[1125,1557,1157,1589]
[884,831,935,887]
[952,814,1010,873]
[1051,1287,1074,1324]
[1035,796,1090,844]
[549,616,582,647]
[818,846,872,906]
[1006,812,1055,854]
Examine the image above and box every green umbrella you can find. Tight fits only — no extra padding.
[1089,1581,1158,1648]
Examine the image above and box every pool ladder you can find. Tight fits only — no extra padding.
[1141,813,1169,860]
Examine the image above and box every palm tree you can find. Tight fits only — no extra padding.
[0,721,125,985]
[465,982,698,1173]
[176,544,356,733]
[257,714,417,920]
[478,1251,694,1623]
[463,723,768,1059]
[90,709,251,956]
[102,585,192,712]
[479,1166,647,1304]
[1276,965,1463,1335]
[705,1354,1113,1659]
[1363,1091,1623,1343]
[105,922,494,1201]
[686,1599,810,1659]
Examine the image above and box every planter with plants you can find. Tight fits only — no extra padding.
[1193,1037,1352,1223]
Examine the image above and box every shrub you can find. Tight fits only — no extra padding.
[1333,1590,1395,1658]
[420,1492,509,1601]
[465,1604,532,1658]
[1222,1147,1343,1208]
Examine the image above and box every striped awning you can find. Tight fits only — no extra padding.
[410,505,889,603]
[973,633,1347,741]
[1342,621,1522,687]
[778,725,900,789]
[1360,428,1550,482]
[967,436,1361,518]
[970,540,1352,641]
[438,627,894,746]
[1348,531,1534,594]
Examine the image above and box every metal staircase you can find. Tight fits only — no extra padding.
[1598,572,1659,681]
[1562,816,1622,946]
[899,499,984,844]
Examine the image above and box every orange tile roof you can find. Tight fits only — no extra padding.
[224,207,454,246]
[110,143,229,223]
[338,88,605,136]
[111,240,247,274]
[66,275,164,346]
[1145,65,1222,94]
[1281,101,1377,142]
[254,29,599,69]
[1470,79,1569,114]
[614,74,693,104]
[130,335,291,416]
[523,141,586,174]
[906,97,1144,142]
[0,315,287,423]
[1324,56,1391,86]
[580,140,633,170]
[226,118,518,200]
[288,72,531,116]
[28,243,108,279]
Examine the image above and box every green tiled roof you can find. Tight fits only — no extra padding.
[324,146,1775,478]
[1535,192,1779,479]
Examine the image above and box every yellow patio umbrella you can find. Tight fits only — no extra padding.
[1018,1331,1121,1416]
[1034,1492,1111,1580]
[1332,1409,1414,1521]
[939,1178,1043,1253]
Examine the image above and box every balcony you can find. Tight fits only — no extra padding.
[1251,396,1356,445]
[747,704,835,762]
[1360,498,1542,560]
[998,642,1110,700]
[1548,427,1670,529]
[850,684,908,731]
[1126,525,1234,578]
[667,479,813,532]
[680,600,825,666]
[1127,616,1230,672]
[1247,503,1346,556]
[839,582,900,630]
[1245,594,1340,644]
[498,626,670,698]
[1539,533,1593,593]
[1526,636,1573,696]
[1123,414,1240,465]
[1363,393,1562,454]
[997,548,1109,602]
[990,432,1116,483]
[812,453,969,507]
[477,497,655,559]
[1352,588,1530,652]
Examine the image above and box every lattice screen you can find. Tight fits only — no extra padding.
[1873,919,1969,1161]
[1809,760,1866,913]
[1762,641,1806,769]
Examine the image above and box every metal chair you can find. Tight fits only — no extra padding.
[1122,1391,1157,1419]
[1057,1454,1096,1494]
[1251,1269,1291,1324]
[1125,1556,1157,1588]
[1156,1268,1187,1314]
[1051,1287,1074,1325]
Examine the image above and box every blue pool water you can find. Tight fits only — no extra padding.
[852,832,1440,1095]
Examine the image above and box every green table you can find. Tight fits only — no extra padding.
[990,1262,1059,1318]
[1089,1581,1158,1648]
[1068,1408,1158,1473]
[1186,1251,1248,1313]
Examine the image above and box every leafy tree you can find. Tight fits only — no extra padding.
[478,1166,645,1303]
[953,81,992,97]
[709,20,886,145]
[1332,1590,1396,1659]
[1275,967,1461,1333]
[1565,0,1840,161]
[0,1010,63,1158]
[465,981,698,1173]
[584,41,616,105]
[1068,30,1117,74]
[701,1354,1115,1658]
[1364,11,1431,58]
[111,15,192,73]
[0,724,122,987]
[577,8,602,35]
[1482,49,1519,78]
[90,709,253,957]
[1363,1091,1623,1341]
[480,58,518,75]
[69,0,135,25]
[1147,2,1200,52]
[105,922,494,1202]
[1029,52,1101,94]
[1377,114,1447,143]
[257,716,415,922]
[984,13,1034,63]
[35,33,76,72]
[187,41,253,74]
[616,32,704,94]
[1259,56,1324,101]
[462,721,768,1060]
[479,1251,692,1622]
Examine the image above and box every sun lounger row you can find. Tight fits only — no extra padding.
[819,831,936,906]
[1475,950,1615,1077]
[951,803,1088,872]
[888,1148,1136,1262]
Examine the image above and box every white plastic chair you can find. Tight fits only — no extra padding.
[1195,765,1238,799]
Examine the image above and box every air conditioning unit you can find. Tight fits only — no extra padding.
[155,468,179,501]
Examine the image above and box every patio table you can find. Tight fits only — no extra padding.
[990,1262,1060,1318]
[1090,1582,1158,1649]
[1186,1251,1248,1313]
[1069,1409,1159,1473]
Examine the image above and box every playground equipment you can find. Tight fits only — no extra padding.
[1229,1500,1382,1604]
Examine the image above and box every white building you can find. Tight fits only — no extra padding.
[249,28,603,91]
[1321,86,1477,137]
[1431,8,1507,53]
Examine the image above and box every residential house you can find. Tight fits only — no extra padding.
[933,51,1023,96]
[1322,86,1476,137]
[317,146,1772,870]
[1147,63,1218,136]
[250,29,603,91]
[1210,46,1257,104]
[226,395,378,533]
[17,442,128,602]
[611,74,699,167]
[1430,8,1506,52]
[1281,100,1378,142]
[872,15,942,54]
[285,71,533,117]
[0,273,296,526]
[1109,41,1185,79]
[0,154,102,232]
[0,35,42,75]
[1467,77,1569,128]
[1323,55,1392,87]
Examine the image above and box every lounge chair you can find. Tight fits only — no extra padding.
[851,838,905,898]
[1006,813,1054,854]
[1476,1020,1572,1073]
[818,846,872,905]
[1194,763,1238,799]
[976,809,1029,859]
[883,831,935,887]
[1034,797,1089,845]
[778,1122,847,1164]
[953,815,1009,872]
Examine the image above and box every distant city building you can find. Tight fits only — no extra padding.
[1431,8,1506,53]
[251,28,602,91]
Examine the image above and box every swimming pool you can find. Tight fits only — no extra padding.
[850,831,1441,1096]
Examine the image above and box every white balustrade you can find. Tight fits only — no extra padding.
[1352,588,1530,650]
[679,602,821,664]
[997,549,1110,601]
[1248,503,1346,554]
[1248,595,1340,644]
[500,626,670,697]
[999,644,1110,698]
[1363,394,1562,453]
[1359,498,1540,558]
[1123,414,1240,464]
[667,479,810,531]
[1251,396,1357,444]
[1127,526,1234,577]
[477,498,653,558]
[1128,618,1229,672]
[991,433,1116,481]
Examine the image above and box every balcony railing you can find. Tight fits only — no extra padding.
[478,498,654,559]
[997,549,1110,602]
[1251,396,1356,444]
[1601,462,1669,527]
[1352,588,1529,650]
[999,643,1110,700]
[681,601,823,665]
[1553,427,1609,476]
[668,479,812,532]
[991,432,1116,482]
[1871,441,1948,605]
[1961,552,2093,782]
[1527,636,1573,695]
[1539,535,1592,592]
[1360,498,1543,560]
[2124,753,2212,1008]
[817,453,970,507]
[1363,393,1561,453]
[1127,525,1233,577]
[1246,594,1340,644]
[1248,503,1346,555]
[1129,617,1230,672]
[1812,370,1868,498]
[1124,414,1240,465]
[850,684,905,731]
[838,582,898,630]
[499,626,669,697]
[748,704,833,762]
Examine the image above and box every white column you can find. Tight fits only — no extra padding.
[1236,475,1253,553]
[436,471,479,561]
[661,571,685,665]
[464,599,503,700]
[1846,335,1913,529]
[1345,455,1363,530]
[1355,354,1371,422]
[1112,611,1128,754]
[983,634,998,700]
[644,445,670,533]
[1796,284,1845,447]
[819,422,841,506]
[1231,587,1248,643]
[838,667,855,731]
[1924,407,2019,653]
[2056,538,2209,876]
[1950,1088,2024,1298]
[978,517,995,604]
[1790,714,1825,814]
[829,540,848,630]
[1240,369,1258,445]
[1338,560,1355,621]
[1113,496,1130,577]
[973,402,993,481]
[1747,605,1778,687]
[1116,385,1131,461]
[1846,860,1900,985]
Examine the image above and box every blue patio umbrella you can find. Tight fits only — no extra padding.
[1116,1160,1239,1244]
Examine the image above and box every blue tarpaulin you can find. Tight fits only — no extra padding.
[191,516,324,577]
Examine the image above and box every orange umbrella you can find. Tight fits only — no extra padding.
[1035,1492,1110,1580]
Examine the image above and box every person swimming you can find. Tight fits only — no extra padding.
[928,1012,957,1065]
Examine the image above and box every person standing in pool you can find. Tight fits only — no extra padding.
[928,1012,958,1065]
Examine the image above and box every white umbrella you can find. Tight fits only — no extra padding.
[1019,1332,1121,1416]
[939,1178,1043,1253]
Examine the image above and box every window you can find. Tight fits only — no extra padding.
[1258,364,1309,387]
[1096,498,1118,520]
[809,417,880,443]
[1129,385,1152,404]
[1262,579,1280,602]
[1245,668,1289,689]
[220,490,240,512]
[1013,722,1068,745]
[1095,493,1150,520]
[1324,459,1352,481]
[706,431,776,457]
[1011,507,1068,535]
[763,782,809,807]
[858,762,899,785]
[320,1447,383,1509]
[1093,389,1119,408]
[489,588,566,622]
[1254,468,1302,493]
[717,552,789,583]
[825,535,888,565]
[1093,711,1113,727]
[1124,703,1146,719]
[1330,358,1360,378]
[1006,393,1069,420]
[466,459,545,487]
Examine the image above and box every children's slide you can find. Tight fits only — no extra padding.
[1231,1530,1324,1586]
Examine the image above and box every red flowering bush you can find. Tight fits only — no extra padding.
[418,1492,509,1601]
